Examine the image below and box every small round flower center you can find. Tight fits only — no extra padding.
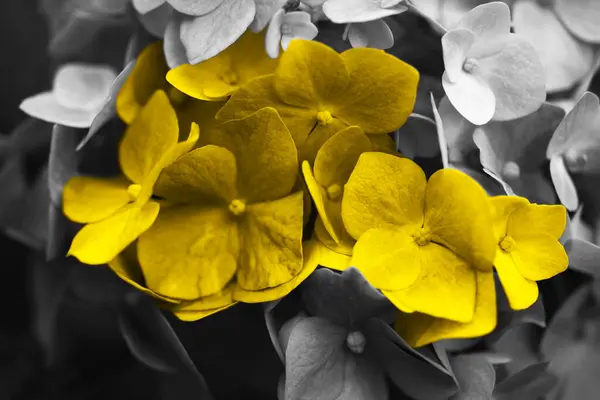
[316,110,333,126]
[168,87,187,106]
[127,184,141,201]
[281,23,293,35]
[221,70,239,86]
[500,235,515,252]
[414,229,430,246]
[228,199,246,216]
[502,161,521,180]
[463,58,478,73]
[346,331,366,354]
[326,184,342,201]
[564,149,588,173]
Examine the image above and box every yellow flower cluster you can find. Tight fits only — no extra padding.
[62,30,568,345]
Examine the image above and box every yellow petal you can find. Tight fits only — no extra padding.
[508,203,567,240]
[342,152,426,240]
[68,202,160,265]
[174,304,237,321]
[297,119,348,165]
[489,195,530,240]
[314,125,372,186]
[137,206,239,300]
[167,52,235,101]
[494,249,539,310]
[395,271,497,347]
[236,192,304,291]
[155,145,237,204]
[108,245,181,304]
[119,90,179,184]
[233,238,322,303]
[383,242,477,323]
[216,75,317,146]
[424,168,496,272]
[351,227,421,291]
[62,176,130,223]
[510,233,569,281]
[177,99,226,146]
[333,47,419,134]
[172,284,238,320]
[274,39,350,109]
[313,217,355,259]
[303,161,342,243]
[367,133,397,154]
[117,41,169,124]
[212,107,298,203]
[167,30,278,101]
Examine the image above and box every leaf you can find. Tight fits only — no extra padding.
[550,155,579,211]
[564,238,600,277]
[363,319,459,400]
[449,354,495,400]
[118,292,214,400]
[486,280,546,344]
[49,125,82,206]
[301,267,396,329]
[396,113,440,159]
[1,167,51,250]
[493,362,558,400]
[31,257,76,364]
[541,283,594,361]
[79,62,134,150]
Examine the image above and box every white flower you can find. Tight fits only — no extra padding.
[20,64,117,129]
[265,9,318,58]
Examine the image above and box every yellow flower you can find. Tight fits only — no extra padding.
[116,41,224,140]
[137,107,310,304]
[490,196,568,310]
[63,90,199,265]
[216,39,418,163]
[167,29,280,101]
[342,152,497,325]
[302,125,371,249]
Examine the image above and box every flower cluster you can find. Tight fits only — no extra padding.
[19,0,597,397]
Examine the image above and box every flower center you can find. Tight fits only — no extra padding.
[346,331,366,354]
[414,229,430,246]
[463,58,478,73]
[127,184,141,202]
[221,70,239,86]
[281,23,293,35]
[316,110,333,126]
[564,149,588,173]
[228,199,246,216]
[502,161,521,180]
[500,235,515,252]
[168,87,187,106]
[326,184,342,201]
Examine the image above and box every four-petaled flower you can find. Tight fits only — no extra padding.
[20,64,117,128]
[441,2,545,125]
[137,107,311,304]
[342,152,498,346]
[265,9,318,58]
[217,39,418,163]
[490,196,568,310]
[63,90,198,265]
